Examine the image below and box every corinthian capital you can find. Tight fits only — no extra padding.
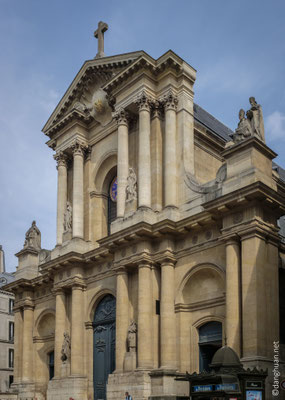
[162,90,178,111]
[135,91,153,112]
[113,108,129,126]
[71,140,88,157]
[54,151,68,168]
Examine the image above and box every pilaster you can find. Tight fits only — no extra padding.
[115,267,129,372]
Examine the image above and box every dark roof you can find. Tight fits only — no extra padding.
[194,103,233,142]
[0,272,15,288]
[210,345,241,368]
[273,161,285,183]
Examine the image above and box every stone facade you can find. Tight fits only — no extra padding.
[4,31,285,400]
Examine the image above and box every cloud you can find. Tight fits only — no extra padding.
[265,111,285,141]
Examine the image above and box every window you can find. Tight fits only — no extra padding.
[9,322,14,341]
[8,349,14,368]
[9,299,14,314]
[108,177,117,235]
[48,351,54,380]
[199,321,222,372]
[9,375,13,387]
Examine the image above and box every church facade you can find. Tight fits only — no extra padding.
[5,25,285,400]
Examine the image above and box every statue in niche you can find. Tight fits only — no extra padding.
[127,320,137,352]
[61,332,71,362]
[126,167,137,203]
[246,96,265,142]
[64,202,72,232]
[23,221,41,250]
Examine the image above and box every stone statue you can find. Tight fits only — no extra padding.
[64,202,72,232]
[61,332,71,362]
[23,221,41,250]
[233,109,252,142]
[246,97,265,142]
[127,320,137,352]
[126,168,137,203]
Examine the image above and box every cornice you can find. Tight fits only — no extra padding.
[175,295,225,313]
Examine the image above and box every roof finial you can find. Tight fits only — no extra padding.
[94,21,108,58]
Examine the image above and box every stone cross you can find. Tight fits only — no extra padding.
[94,21,108,58]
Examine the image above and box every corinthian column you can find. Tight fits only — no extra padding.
[136,92,152,209]
[115,110,129,218]
[54,152,68,245]
[163,91,178,208]
[72,141,86,239]
[160,259,176,369]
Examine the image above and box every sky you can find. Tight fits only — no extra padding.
[1,0,285,272]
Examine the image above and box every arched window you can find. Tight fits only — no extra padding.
[108,177,117,235]
[48,351,54,380]
[199,321,222,372]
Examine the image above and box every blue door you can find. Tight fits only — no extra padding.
[93,295,116,400]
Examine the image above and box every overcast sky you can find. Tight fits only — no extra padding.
[1,0,285,272]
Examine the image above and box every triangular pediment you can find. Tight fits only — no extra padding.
[42,51,147,137]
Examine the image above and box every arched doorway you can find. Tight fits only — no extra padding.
[93,294,116,400]
[199,321,222,372]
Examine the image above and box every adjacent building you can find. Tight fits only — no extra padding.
[0,246,15,394]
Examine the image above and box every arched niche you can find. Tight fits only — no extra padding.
[35,309,55,338]
[177,263,225,305]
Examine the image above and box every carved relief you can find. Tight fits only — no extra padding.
[23,221,41,250]
[73,86,113,127]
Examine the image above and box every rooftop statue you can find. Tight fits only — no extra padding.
[231,97,265,144]
[23,220,41,250]
[246,96,265,142]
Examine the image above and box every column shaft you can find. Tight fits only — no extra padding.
[137,96,151,208]
[22,306,34,381]
[164,94,177,207]
[116,112,129,218]
[226,239,241,356]
[137,263,153,369]
[72,143,85,238]
[160,261,176,369]
[13,309,23,383]
[115,269,129,371]
[55,153,67,245]
[71,286,84,375]
[54,289,66,378]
